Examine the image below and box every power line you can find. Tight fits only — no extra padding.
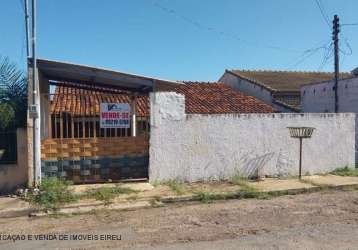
[318,42,334,70]
[314,0,331,29]
[339,37,353,55]
[152,1,302,54]
[286,41,331,70]
[341,23,358,26]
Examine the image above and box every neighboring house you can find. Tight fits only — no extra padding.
[219,69,351,112]
[301,70,358,113]
[300,69,358,166]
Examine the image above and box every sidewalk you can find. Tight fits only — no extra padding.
[1,174,358,218]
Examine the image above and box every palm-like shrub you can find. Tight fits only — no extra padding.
[0,56,27,130]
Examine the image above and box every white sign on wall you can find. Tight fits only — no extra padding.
[100,103,131,128]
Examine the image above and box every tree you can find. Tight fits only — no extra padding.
[0,56,27,130]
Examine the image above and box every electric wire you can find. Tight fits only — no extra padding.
[152,1,302,54]
[314,0,331,29]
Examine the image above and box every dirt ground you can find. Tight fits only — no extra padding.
[0,189,358,249]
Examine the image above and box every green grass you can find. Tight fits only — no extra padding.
[330,166,358,177]
[194,191,227,203]
[25,178,77,211]
[230,175,250,186]
[164,180,186,195]
[85,185,138,205]
[194,186,270,204]
[151,181,161,188]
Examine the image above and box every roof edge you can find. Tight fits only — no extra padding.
[33,58,182,86]
[272,98,300,113]
[301,75,358,88]
[224,69,276,92]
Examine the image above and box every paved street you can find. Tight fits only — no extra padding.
[0,189,358,250]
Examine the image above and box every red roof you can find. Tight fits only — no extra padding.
[50,82,275,116]
[176,82,275,114]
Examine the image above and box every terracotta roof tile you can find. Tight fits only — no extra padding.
[50,82,275,116]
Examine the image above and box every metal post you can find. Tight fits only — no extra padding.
[288,127,315,180]
[131,94,137,137]
[299,137,303,179]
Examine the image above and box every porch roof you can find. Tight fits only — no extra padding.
[34,58,181,93]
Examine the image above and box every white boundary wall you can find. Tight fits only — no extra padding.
[301,76,358,164]
[149,92,356,182]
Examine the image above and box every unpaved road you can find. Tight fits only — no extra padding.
[0,190,358,250]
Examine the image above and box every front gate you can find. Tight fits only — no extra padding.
[40,83,150,183]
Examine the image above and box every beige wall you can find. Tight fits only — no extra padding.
[0,129,28,193]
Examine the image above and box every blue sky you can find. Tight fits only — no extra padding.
[1,0,357,81]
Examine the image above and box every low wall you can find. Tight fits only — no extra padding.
[0,129,28,193]
[41,136,149,183]
[149,92,356,182]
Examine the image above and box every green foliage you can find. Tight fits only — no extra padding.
[165,180,186,195]
[194,183,268,203]
[194,191,218,203]
[0,56,27,130]
[86,185,138,205]
[230,174,249,186]
[151,180,161,188]
[330,166,358,177]
[26,178,77,210]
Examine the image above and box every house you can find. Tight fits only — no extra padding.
[219,69,352,112]
[36,59,275,184]
[300,69,358,165]
[301,69,358,113]
[49,81,275,140]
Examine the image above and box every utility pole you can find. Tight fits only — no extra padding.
[30,0,41,185]
[24,0,30,57]
[332,14,340,112]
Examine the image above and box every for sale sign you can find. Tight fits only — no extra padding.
[100,103,130,128]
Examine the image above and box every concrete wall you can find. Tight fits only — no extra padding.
[301,76,358,164]
[149,92,356,182]
[0,129,28,193]
[219,71,294,112]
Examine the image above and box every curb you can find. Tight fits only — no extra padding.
[2,183,358,218]
[29,201,152,217]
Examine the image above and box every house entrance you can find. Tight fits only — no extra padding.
[40,82,150,184]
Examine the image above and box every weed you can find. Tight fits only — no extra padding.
[195,184,269,203]
[165,180,186,195]
[26,178,77,211]
[86,185,138,205]
[330,166,358,177]
[239,186,261,198]
[151,181,161,188]
[230,175,249,186]
[230,175,260,194]
[194,191,220,203]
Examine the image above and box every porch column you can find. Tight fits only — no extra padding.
[131,94,137,137]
